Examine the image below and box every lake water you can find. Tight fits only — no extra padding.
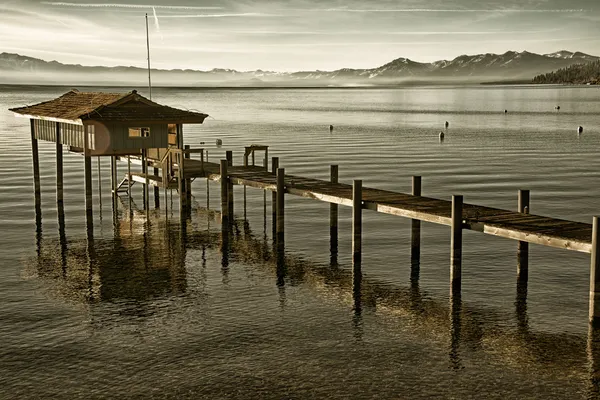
[2,84,600,398]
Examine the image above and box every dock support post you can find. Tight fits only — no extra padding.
[226,151,233,217]
[83,124,93,222]
[184,145,191,210]
[590,216,600,324]
[450,195,463,291]
[330,165,339,255]
[154,166,160,208]
[30,120,41,213]
[55,124,63,206]
[127,156,132,208]
[141,150,148,209]
[411,176,422,282]
[276,168,285,245]
[220,160,229,224]
[84,153,93,221]
[353,180,363,264]
[110,156,116,195]
[517,189,530,281]
[271,157,279,237]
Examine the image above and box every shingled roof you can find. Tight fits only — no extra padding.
[9,89,209,124]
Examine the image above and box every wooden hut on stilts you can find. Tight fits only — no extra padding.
[10,89,208,218]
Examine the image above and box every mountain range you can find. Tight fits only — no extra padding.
[0,50,598,86]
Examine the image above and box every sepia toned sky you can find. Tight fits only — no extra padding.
[1,0,599,71]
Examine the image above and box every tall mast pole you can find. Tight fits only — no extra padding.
[145,13,152,100]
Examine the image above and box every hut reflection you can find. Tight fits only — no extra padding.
[31,210,189,303]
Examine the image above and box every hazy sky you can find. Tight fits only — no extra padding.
[1,0,600,71]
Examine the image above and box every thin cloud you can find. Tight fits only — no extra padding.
[41,2,224,10]
[159,13,280,18]
[230,29,557,36]
[294,8,586,13]
[251,37,597,47]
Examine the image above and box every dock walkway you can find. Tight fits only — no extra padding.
[194,159,592,254]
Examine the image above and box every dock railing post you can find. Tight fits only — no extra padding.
[30,120,41,213]
[56,124,63,206]
[518,189,530,281]
[264,148,268,171]
[220,159,229,223]
[590,216,600,324]
[450,195,463,291]
[276,168,285,245]
[353,180,363,265]
[411,176,422,281]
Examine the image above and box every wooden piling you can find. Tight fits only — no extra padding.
[141,149,148,209]
[411,176,422,269]
[30,120,41,211]
[154,166,160,208]
[451,195,463,290]
[518,189,530,281]
[590,216,600,323]
[55,124,63,205]
[330,165,339,244]
[271,157,279,235]
[220,159,229,221]
[226,151,233,216]
[353,180,362,264]
[127,156,132,207]
[184,145,191,209]
[83,124,93,218]
[264,148,268,171]
[276,168,285,242]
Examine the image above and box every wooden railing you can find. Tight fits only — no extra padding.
[161,147,205,188]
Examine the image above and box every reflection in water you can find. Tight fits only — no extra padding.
[449,288,463,370]
[588,324,600,398]
[516,274,529,336]
[352,259,363,340]
[31,209,189,303]
[29,203,600,391]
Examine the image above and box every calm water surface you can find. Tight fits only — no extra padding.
[1,84,600,398]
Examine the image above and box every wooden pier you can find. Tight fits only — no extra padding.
[10,89,600,325]
[135,154,599,323]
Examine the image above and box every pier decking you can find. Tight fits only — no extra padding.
[196,160,593,254]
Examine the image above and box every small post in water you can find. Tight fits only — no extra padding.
[276,168,285,244]
[353,180,363,265]
[220,159,229,223]
[518,189,530,281]
[411,176,422,273]
[330,165,339,253]
[450,195,463,291]
[590,216,600,324]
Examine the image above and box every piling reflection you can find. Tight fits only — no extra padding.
[449,288,463,369]
[516,274,529,335]
[588,323,600,399]
[30,209,190,303]
[29,205,596,387]
[352,259,363,340]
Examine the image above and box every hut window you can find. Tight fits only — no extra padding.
[129,127,150,138]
